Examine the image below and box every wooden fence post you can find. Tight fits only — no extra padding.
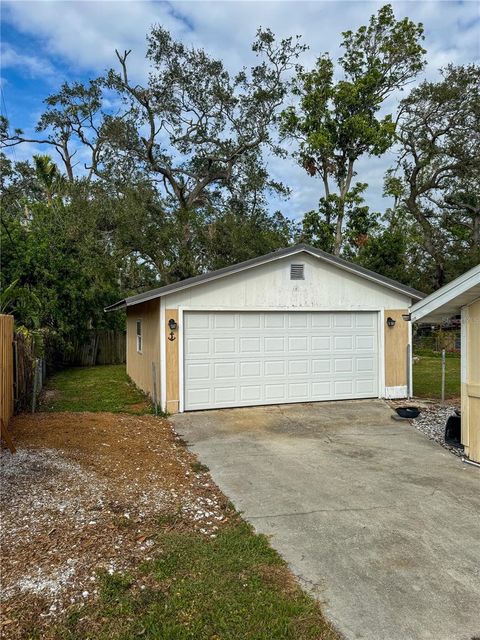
[0,314,15,452]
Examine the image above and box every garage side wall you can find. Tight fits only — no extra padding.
[384,309,409,398]
[463,299,480,462]
[126,299,160,401]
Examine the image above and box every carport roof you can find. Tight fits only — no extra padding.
[410,264,480,323]
[105,243,425,312]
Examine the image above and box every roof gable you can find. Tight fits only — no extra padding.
[105,244,425,312]
[410,264,480,322]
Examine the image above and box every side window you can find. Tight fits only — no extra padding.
[136,320,142,353]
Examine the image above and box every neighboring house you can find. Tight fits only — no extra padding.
[105,244,424,413]
[410,265,480,464]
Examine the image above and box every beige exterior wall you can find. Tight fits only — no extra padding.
[126,299,160,401]
[384,309,409,392]
[165,308,180,414]
[463,298,480,463]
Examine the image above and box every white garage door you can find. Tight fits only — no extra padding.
[183,311,379,410]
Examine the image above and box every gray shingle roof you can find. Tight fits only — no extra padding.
[105,243,425,312]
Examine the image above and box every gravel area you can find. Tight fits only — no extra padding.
[411,404,463,457]
[0,412,234,640]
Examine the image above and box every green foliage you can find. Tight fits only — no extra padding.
[355,227,411,286]
[282,4,425,255]
[389,64,480,288]
[301,183,379,256]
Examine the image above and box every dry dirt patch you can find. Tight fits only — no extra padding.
[0,412,232,639]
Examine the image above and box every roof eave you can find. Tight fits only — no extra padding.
[104,300,127,313]
[410,265,480,322]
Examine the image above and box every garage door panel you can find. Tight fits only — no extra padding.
[265,313,285,328]
[214,313,236,329]
[334,313,353,328]
[186,337,210,354]
[311,336,331,351]
[312,359,331,374]
[214,387,235,404]
[311,381,331,397]
[265,360,286,376]
[334,358,354,373]
[184,311,378,410]
[265,336,285,352]
[240,385,262,401]
[288,313,308,328]
[356,314,375,328]
[239,314,261,329]
[334,335,354,350]
[214,361,236,378]
[289,382,309,399]
[187,388,211,406]
[356,335,375,350]
[240,361,261,377]
[186,363,210,380]
[356,379,376,394]
[288,336,308,351]
[185,314,210,329]
[357,357,375,372]
[288,360,309,375]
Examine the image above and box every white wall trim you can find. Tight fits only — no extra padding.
[159,296,166,412]
[461,305,468,386]
[408,319,413,398]
[177,305,386,312]
[460,305,468,447]
[385,385,408,399]
[379,309,385,399]
[178,307,185,413]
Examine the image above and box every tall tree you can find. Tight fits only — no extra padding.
[2,28,305,280]
[387,64,480,287]
[281,4,425,255]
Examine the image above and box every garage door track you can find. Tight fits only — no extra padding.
[173,400,480,640]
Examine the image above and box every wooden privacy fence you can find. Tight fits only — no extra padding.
[1,314,16,452]
[1,314,14,428]
[62,330,126,367]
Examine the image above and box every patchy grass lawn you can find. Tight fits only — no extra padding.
[1,366,340,640]
[413,352,460,399]
[42,365,150,413]
[60,522,335,640]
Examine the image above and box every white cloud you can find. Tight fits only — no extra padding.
[2,0,479,216]
[0,42,57,78]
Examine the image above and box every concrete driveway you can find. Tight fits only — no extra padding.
[172,400,480,640]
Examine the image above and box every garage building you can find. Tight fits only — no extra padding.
[105,244,424,413]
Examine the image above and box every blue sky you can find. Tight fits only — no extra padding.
[1,0,479,220]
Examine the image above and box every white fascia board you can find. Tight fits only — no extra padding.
[410,266,480,322]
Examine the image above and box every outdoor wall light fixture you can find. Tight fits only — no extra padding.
[386,316,396,328]
[168,318,178,341]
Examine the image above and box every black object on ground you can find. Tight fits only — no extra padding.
[396,407,420,419]
[445,415,462,446]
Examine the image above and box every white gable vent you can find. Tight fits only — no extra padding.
[290,263,305,280]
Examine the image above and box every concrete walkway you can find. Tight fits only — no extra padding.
[173,400,480,640]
